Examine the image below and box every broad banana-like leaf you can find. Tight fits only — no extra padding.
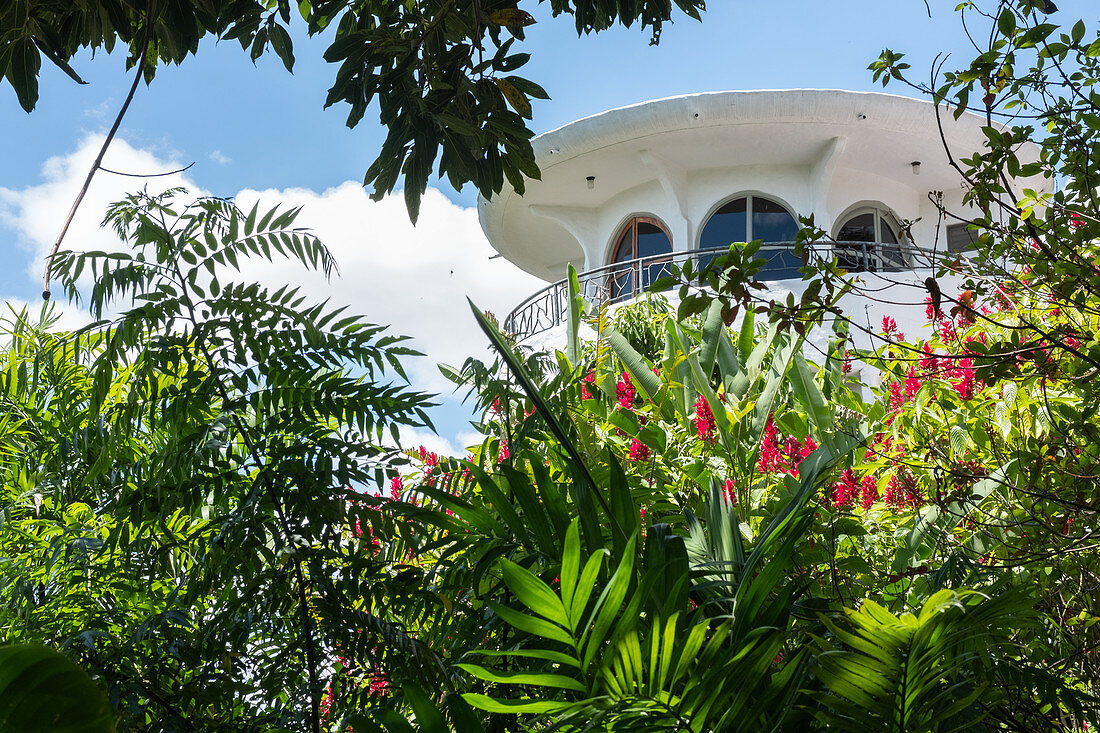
[0,645,115,733]
[468,299,624,541]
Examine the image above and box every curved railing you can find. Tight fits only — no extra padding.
[503,241,935,341]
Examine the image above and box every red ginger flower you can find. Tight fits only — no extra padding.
[800,436,818,458]
[497,439,509,464]
[722,479,737,505]
[951,357,976,400]
[758,415,785,472]
[920,344,937,373]
[884,467,921,510]
[889,380,905,411]
[881,316,898,336]
[694,395,717,443]
[904,367,922,401]
[860,475,878,509]
[368,662,390,697]
[832,468,860,508]
[581,369,595,400]
[779,434,817,476]
[389,475,403,501]
[616,371,635,409]
[628,438,650,462]
[783,435,801,461]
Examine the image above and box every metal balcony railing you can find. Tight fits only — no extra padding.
[503,241,933,341]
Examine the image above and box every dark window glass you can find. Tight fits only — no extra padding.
[836,210,907,272]
[613,229,634,262]
[837,213,875,242]
[880,219,899,245]
[946,223,977,253]
[699,195,800,278]
[699,198,747,250]
[752,197,799,242]
[609,217,672,300]
[758,250,804,280]
[637,222,671,258]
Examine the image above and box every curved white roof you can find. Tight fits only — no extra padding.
[478,89,1042,281]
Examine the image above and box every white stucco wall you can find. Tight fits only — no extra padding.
[479,90,1045,282]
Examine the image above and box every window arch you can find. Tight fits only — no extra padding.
[833,205,907,272]
[698,194,801,279]
[607,216,673,300]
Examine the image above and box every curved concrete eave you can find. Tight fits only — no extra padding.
[478,89,1046,281]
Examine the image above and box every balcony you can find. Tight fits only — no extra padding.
[503,242,934,342]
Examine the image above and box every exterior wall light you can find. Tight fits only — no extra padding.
[586,176,595,189]
[857,113,867,120]
[911,161,921,175]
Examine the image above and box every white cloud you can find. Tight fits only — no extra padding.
[395,425,485,460]
[0,133,201,287]
[209,150,231,165]
[231,183,544,390]
[0,135,546,397]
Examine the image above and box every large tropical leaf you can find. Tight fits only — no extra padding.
[0,645,115,733]
[812,589,1038,732]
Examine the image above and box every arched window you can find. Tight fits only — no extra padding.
[699,195,800,278]
[834,206,906,272]
[608,217,673,300]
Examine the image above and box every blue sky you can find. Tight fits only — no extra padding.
[0,0,1090,453]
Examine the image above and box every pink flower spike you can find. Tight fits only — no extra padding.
[617,371,636,409]
[860,476,878,509]
[693,395,717,444]
[722,479,737,505]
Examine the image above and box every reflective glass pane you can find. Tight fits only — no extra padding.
[636,222,672,258]
[613,228,634,262]
[837,213,875,242]
[880,218,899,244]
[836,243,872,273]
[700,198,747,250]
[752,197,798,243]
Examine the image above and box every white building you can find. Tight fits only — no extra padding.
[477,89,1043,354]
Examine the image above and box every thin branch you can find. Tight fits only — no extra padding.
[42,0,156,301]
[99,161,196,178]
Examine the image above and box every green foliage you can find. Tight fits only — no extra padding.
[8,3,1100,730]
[813,589,1036,732]
[0,644,115,733]
[0,189,434,731]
